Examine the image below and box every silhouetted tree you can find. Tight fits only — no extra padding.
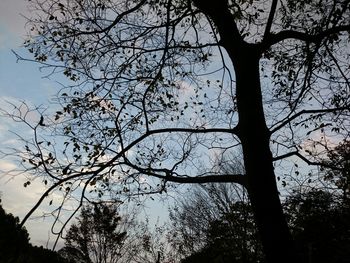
[128,220,179,263]
[61,203,127,263]
[322,140,350,200]
[27,245,71,263]
[0,200,30,262]
[0,200,67,263]
[284,190,350,263]
[7,0,350,261]
[176,186,350,263]
[60,203,178,263]
[169,183,263,263]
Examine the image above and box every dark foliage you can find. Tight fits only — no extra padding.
[322,140,350,200]
[284,190,350,263]
[181,201,264,263]
[60,203,127,263]
[0,200,67,263]
[178,186,350,263]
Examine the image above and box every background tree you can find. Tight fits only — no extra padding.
[171,182,350,263]
[321,140,350,200]
[127,220,179,263]
[0,199,30,262]
[6,0,350,262]
[0,199,68,263]
[169,183,263,263]
[60,203,129,263]
[172,143,350,263]
[283,189,350,263]
[281,139,350,263]
[169,155,247,257]
[60,202,178,263]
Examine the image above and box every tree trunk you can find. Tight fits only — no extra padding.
[232,44,301,263]
[191,1,302,261]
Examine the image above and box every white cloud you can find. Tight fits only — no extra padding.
[0,160,18,173]
[0,0,28,35]
[0,160,62,248]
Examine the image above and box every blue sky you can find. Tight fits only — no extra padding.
[0,1,171,249]
[0,0,63,248]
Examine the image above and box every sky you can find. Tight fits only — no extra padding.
[0,0,67,248]
[0,2,171,249]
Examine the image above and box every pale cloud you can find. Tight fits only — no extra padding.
[0,0,28,47]
[300,129,343,158]
[0,95,42,121]
[176,80,196,99]
[0,167,65,248]
[0,160,18,172]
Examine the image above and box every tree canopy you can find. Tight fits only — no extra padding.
[6,0,350,262]
[284,189,350,263]
[61,203,127,263]
[169,183,263,263]
[0,200,68,263]
[171,149,350,263]
[59,202,178,263]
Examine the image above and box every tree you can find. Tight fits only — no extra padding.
[9,0,350,262]
[60,203,128,263]
[0,199,30,262]
[322,140,350,200]
[177,144,350,262]
[127,220,179,263]
[284,189,350,263]
[166,153,247,258]
[169,183,263,263]
[0,199,67,263]
[175,186,350,263]
[60,202,178,263]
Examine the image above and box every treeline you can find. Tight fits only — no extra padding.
[171,140,350,263]
[0,200,67,263]
[2,187,350,263]
[1,141,350,263]
[171,185,350,263]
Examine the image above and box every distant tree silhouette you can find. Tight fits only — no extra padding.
[322,140,350,200]
[60,202,178,263]
[58,246,86,263]
[0,199,67,263]
[175,186,350,263]
[0,199,30,262]
[6,0,350,261]
[169,184,263,263]
[284,190,350,263]
[60,203,127,263]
